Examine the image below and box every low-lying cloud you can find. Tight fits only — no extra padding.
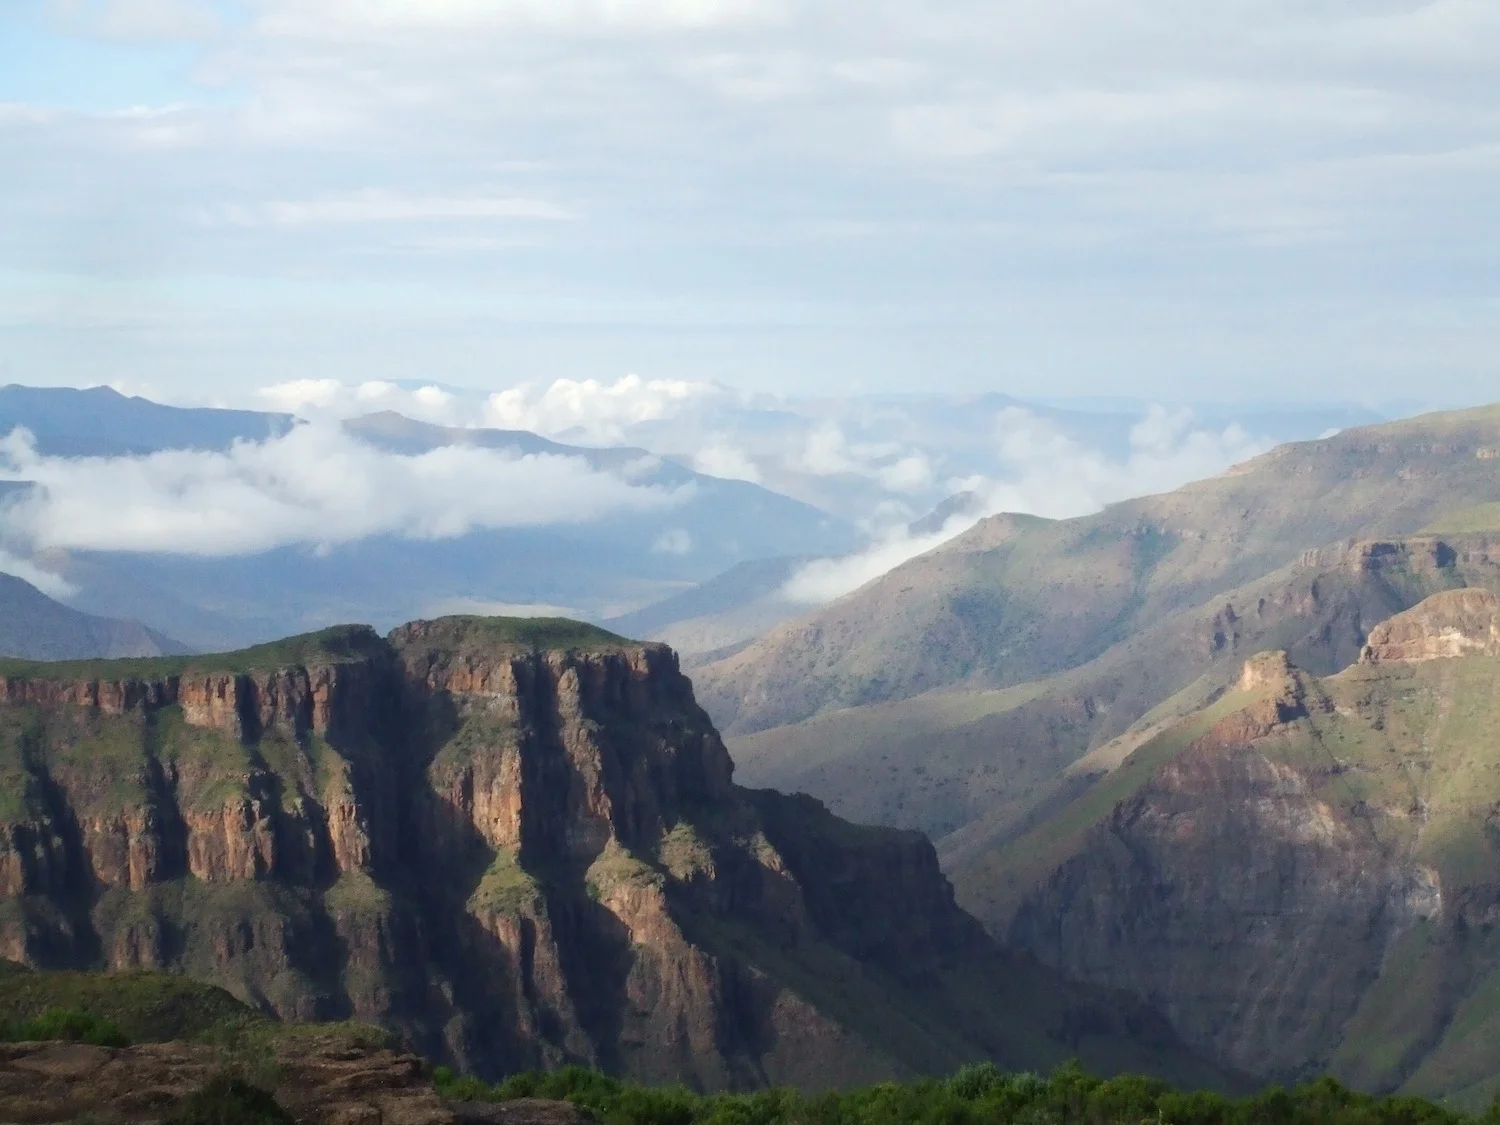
[796,424,935,495]
[0,423,686,565]
[781,405,1268,603]
[256,379,469,424]
[0,548,77,600]
[483,375,730,444]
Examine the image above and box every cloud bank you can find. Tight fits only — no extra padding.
[483,376,732,444]
[9,0,1497,403]
[0,423,686,562]
[780,405,1268,603]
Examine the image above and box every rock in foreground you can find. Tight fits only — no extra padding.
[0,1034,454,1125]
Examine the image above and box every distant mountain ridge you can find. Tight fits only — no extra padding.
[604,556,809,657]
[0,574,185,661]
[0,384,292,456]
[699,405,1500,737]
[0,386,856,650]
[710,405,1500,1043]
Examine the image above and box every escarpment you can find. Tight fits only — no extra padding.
[1005,592,1500,1100]
[0,617,1217,1092]
[1359,588,1500,663]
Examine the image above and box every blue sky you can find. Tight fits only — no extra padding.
[1,0,1497,408]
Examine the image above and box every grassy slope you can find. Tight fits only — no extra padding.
[697,405,1500,737]
[389,615,636,654]
[960,634,1500,1104]
[0,615,643,685]
[0,964,260,1042]
[947,685,1263,936]
[0,624,382,681]
[730,534,1500,871]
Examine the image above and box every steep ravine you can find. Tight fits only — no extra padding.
[0,618,1220,1091]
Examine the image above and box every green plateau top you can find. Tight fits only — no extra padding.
[0,616,641,681]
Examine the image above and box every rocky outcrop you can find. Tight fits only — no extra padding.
[0,1035,461,1125]
[1007,613,1500,1096]
[1360,588,1500,663]
[0,617,1216,1091]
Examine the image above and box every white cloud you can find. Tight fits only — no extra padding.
[969,405,1265,520]
[780,405,1270,603]
[258,378,344,413]
[795,424,933,494]
[256,379,471,424]
[0,424,686,557]
[692,441,762,483]
[781,521,961,603]
[484,375,726,443]
[259,0,784,37]
[798,424,860,476]
[421,596,580,618]
[49,0,222,40]
[212,191,574,225]
[877,452,933,494]
[0,548,77,600]
[651,528,694,554]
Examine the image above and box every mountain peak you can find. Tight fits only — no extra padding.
[1237,649,1298,693]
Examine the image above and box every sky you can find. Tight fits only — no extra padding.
[0,0,1498,406]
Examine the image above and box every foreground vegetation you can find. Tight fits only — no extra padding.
[4,963,1500,1125]
[436,1063,1499,1125]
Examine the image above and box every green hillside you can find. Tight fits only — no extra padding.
[731,534,1500,873]
[700,405,1500,736]
[0,623,382,681]
[986,592,1500,1098]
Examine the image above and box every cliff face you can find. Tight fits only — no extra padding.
[1360,588,1500,663]
[1007,591,1500,1100]
[0,618,1214,1091]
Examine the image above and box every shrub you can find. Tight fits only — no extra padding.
[161,1075,295,1125]
[5,1008,130,1048]
[429,1060,1477,1125]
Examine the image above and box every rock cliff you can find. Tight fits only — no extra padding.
[0,617,1216,1091]
[1005,591,1500,1101]
[1360,588,1500,663]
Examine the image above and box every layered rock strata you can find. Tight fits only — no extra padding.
[0,618,1214,1091]
[1007,591,1500,1099]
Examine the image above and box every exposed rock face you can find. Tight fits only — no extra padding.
[1007,610,1500,1097]
[1360,588,1500,663]
[0,1035,460,1125]
[0,618,1213,1091]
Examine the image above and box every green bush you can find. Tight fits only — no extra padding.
[2,1007,130,1048]
[433,1059,1481,1125]
[161,1075,295,1125]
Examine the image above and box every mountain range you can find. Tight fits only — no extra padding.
[709,408,1500,850]
[0,574,184,662]
[0,386,854,650]
[0,618,1223,1090]
[679,402,1500,1101]
[7,389,1500,1101]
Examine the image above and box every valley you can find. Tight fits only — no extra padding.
[0,617,1222,1091]
[8,0,1497,1114]
[4,396,1500,1108]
